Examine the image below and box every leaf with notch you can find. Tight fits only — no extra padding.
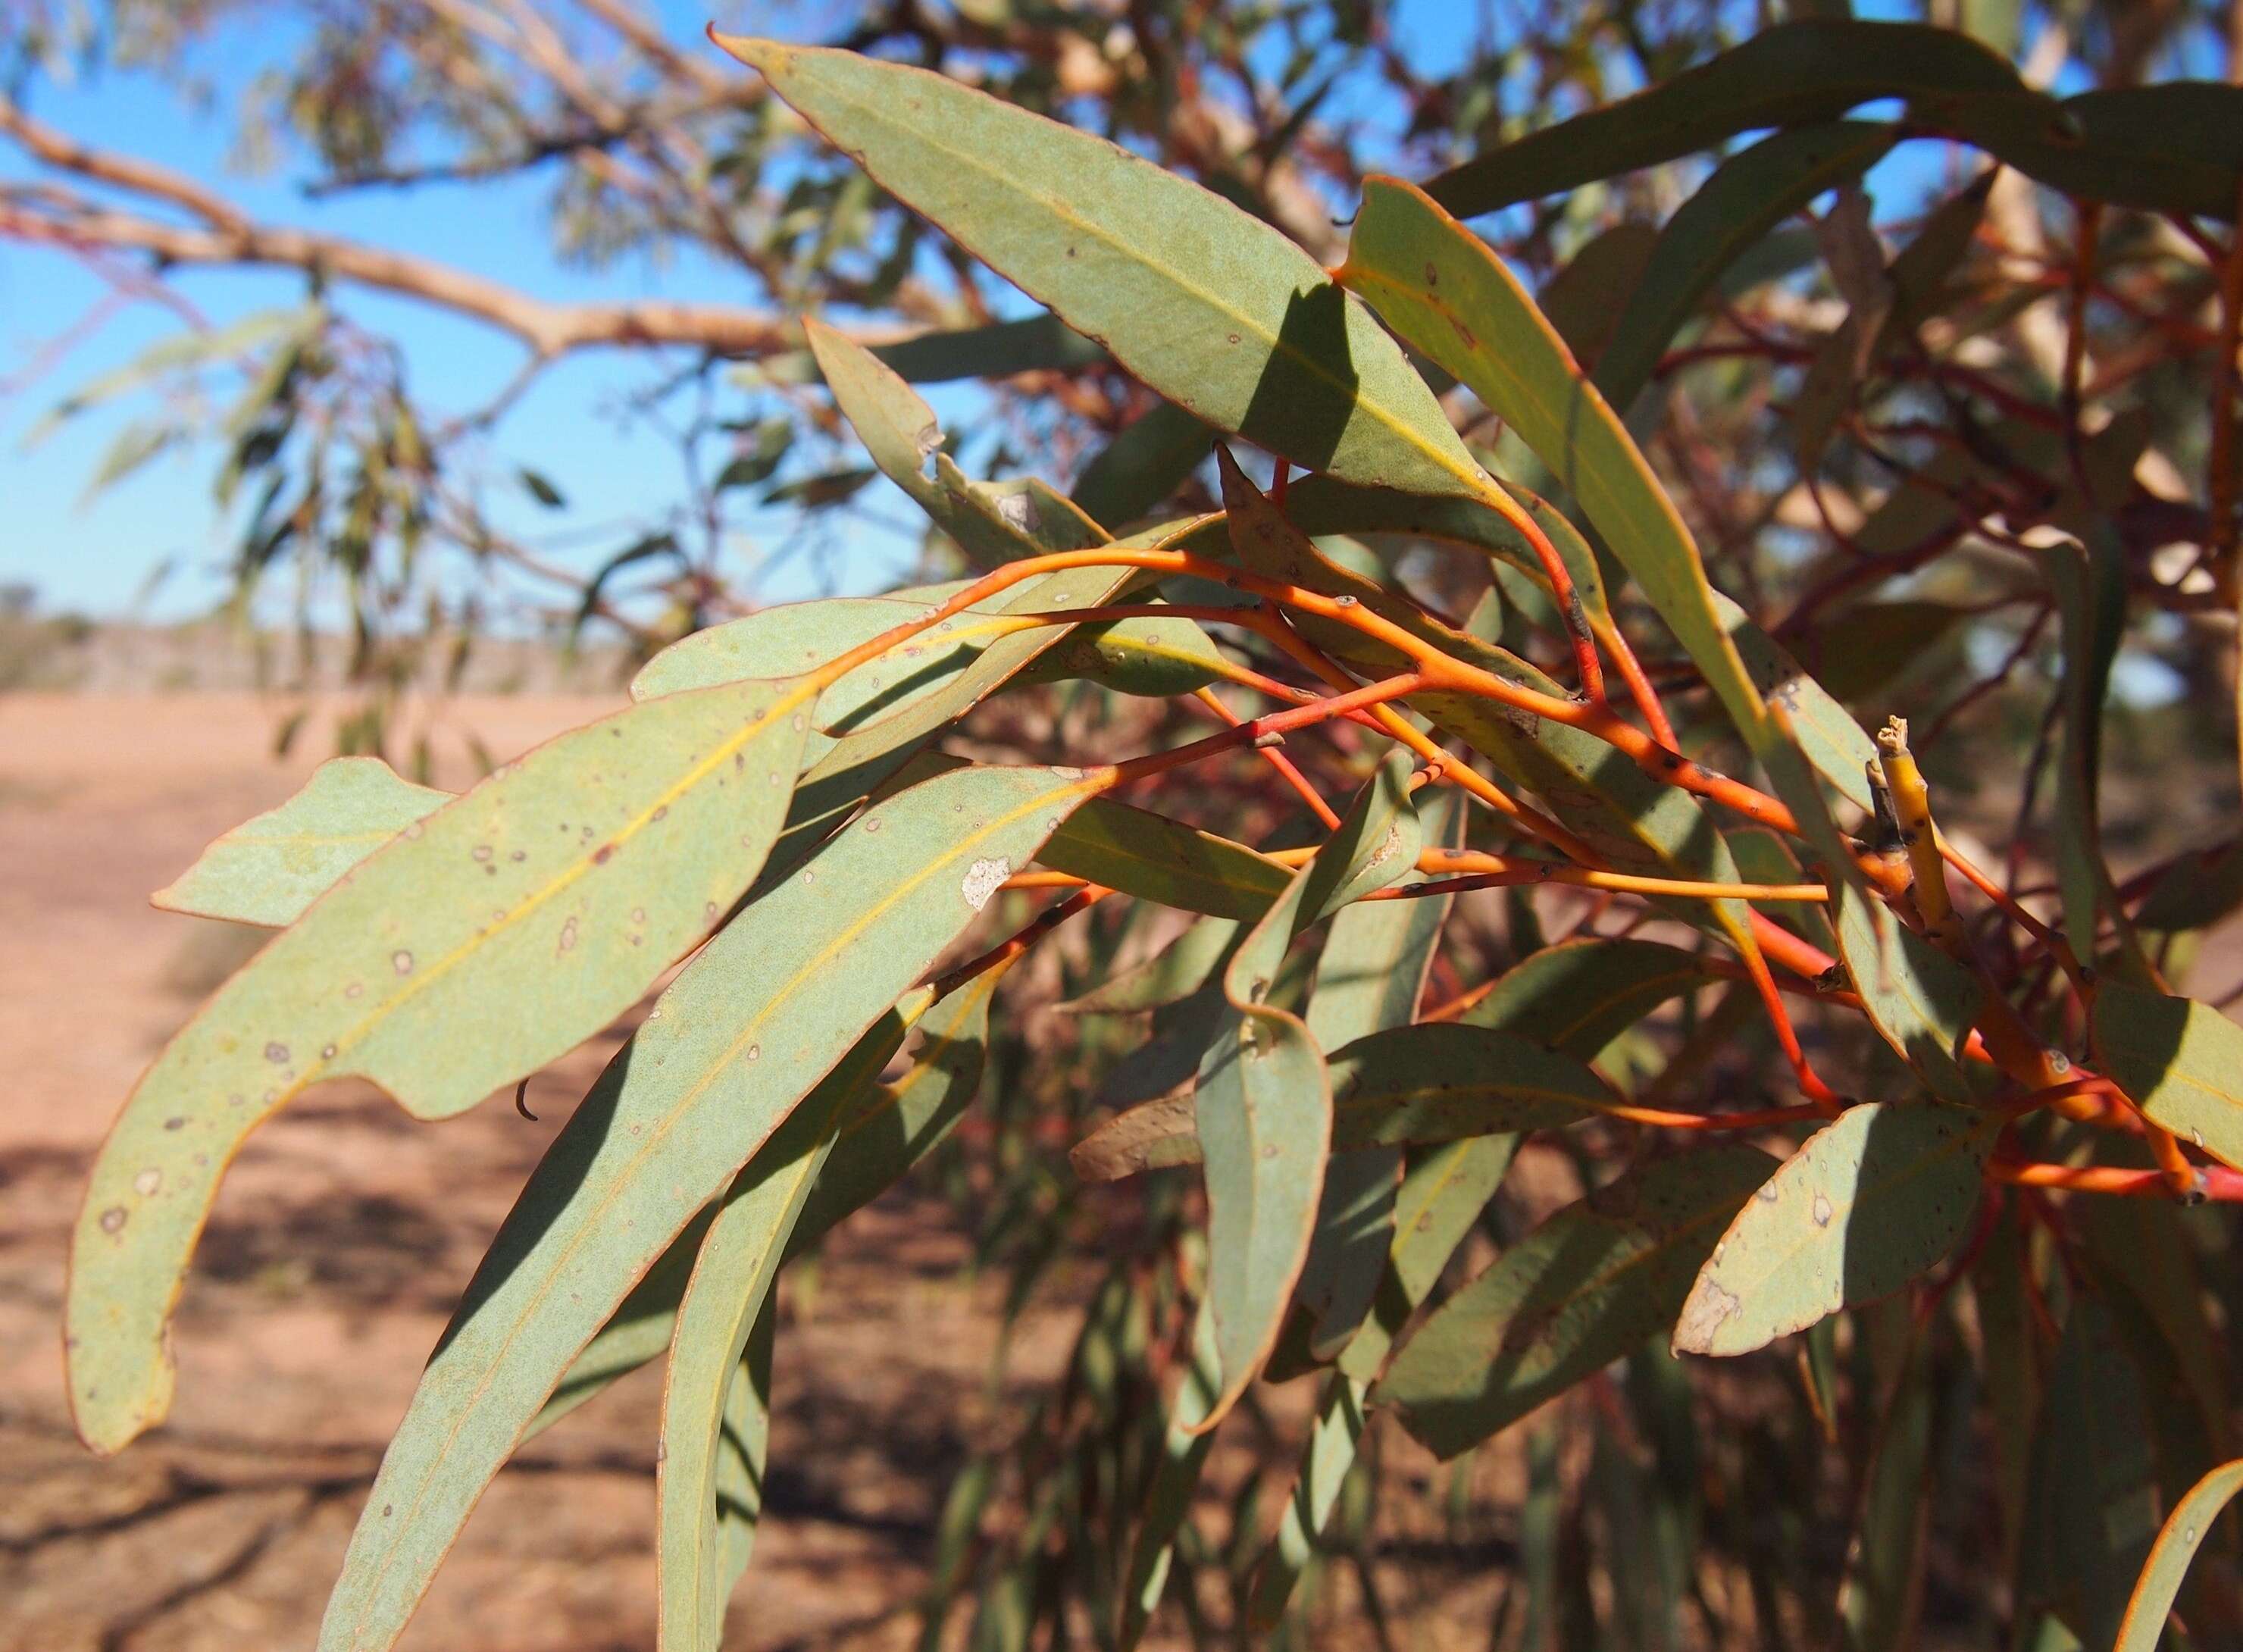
[70,675,817,1456]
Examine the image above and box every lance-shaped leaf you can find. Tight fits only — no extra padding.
[1338,178,1773,749]
[1672,1102,1997,1357]
[151,758,448,927]
[1462,937,1713,1056]
[1244,1372,1368,1633]
[1720,595,1879,812]
[715,36,1484,500]
[1294,793,1462,1359]
[2093,983,2243,1172]
[1118,1306,1220,1652]
[656,990,927,1652]
[1192,753,1418,1428]
[1056,916,1241,1016]
[1071,399,1216,529]
[1035,796,1293,920]
[1594,122,1899,415]
[69,676,817,1456]
[314,762,1098,1652]
[1835,1337,1938,1652]
[709,1313,774,1630]
[1337,1134,1521,1383]
[806,319,1109,566]
[1072,1024,1616,1181]
[531,975,997,1441]
[1419,20,2020,217]
[1374,1147,1775,1460]
[2115,1456,2243,1652]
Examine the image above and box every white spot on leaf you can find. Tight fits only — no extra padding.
[960,857,1011,912]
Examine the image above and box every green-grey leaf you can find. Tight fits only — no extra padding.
[1595,122,1898,415]
[1118,1306,1220,1651]
[1056,916,1241,1016]
[1243,1373,1368,1632]
[151,757,448,928]
[2093,982,2243,1172]
[718,36,1483,499]
[656,992,924,1652]
[1373,1146,1775,1459]
[1036,796,1293,920]
[1071,399,1216,529]
[1419,21,2019,217]
[313,762,1100,1652]
[2113,1456,2243,1652]
[70,676,816,1455]
[1340,178,1773,749]
[1014,610,1231,699]
[1463,937,1713,1057]
[1672,1102,1996,1356]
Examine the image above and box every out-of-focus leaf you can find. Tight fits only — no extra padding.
[151,757,446,928]
[518,467,566,508]
[1120,1307,1220,1651]
[2113,1456,2243,1652]
[1419,22,2022,217]
[1071,400,1217,529]
[1930,83,2243,222]
[1462,937,1713,1056]
[1672,1102,1995,1356]
[313,762,1100,1652]
[1375,1146,1776,1459]
[70,677,818,1456]
[1835,1338,1938,1652]
[1056,916,1241,1016]
[1537,222,1656,368]
[1340,178,1773,749]
[1243,1373,1368,1632]
[2135,840,2243,934]
[1337,1133,1522,1383]
[23,307,313,447]
[1595,122,1898,414]
[2019,1299,2164,1647]
[720,37,1487,499]
[2092,982,2243,1172]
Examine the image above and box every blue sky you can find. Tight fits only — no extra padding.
[2,0,1946,622]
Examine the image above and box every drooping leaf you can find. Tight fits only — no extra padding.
[656,992,926,1652]
[1536,221,1657,367]
[1835,1337,1939,1652]
[531,973,997,1439]
[2113,1456,2243,1652]
[2092,982,2243,1172]
[1340,178,1772,748]
[1419,21,2022,217]
[69,676,818,1455]
[150,757,448,928]
[718,36,1485,499]
[1374,1146,1775,1459]
[1242,1373,1369,1633]
[314,762,1100,1652]
[1294,793,1462,1359]
[1071,400,1217,529]
[1672,1102,1997,1356]
[1462,937,1713,1056]
[1056,916,1241,1016]
[1594,122,1899,414]
[1118,1306,1220,1652]
[1193,752,1419,1426]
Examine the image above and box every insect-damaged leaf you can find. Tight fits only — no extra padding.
[2093,982,2243,1172]
[314,762,1097,1652]
[1672,1102,1997,1357]
[151,757,448,928]
[715,36,1484,500]
[70,677,816,1456]
[1191,753,1418,1429]
[1374,1146,1774,1460]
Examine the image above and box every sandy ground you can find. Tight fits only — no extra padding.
[0,693,1083,1652]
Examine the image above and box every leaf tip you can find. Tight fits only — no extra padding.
[708,30,789,75]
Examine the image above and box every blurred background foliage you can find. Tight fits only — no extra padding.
[10,0,2243,1647]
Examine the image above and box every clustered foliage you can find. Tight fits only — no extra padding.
[34,4,2243,1649]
